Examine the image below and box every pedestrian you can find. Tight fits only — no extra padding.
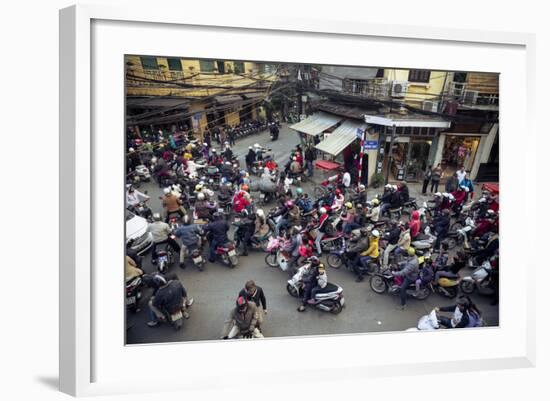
[304,145,316,177]
[238,280,267,329]
[445,172,459,193]
[228,127,236,147]
[430,163,443,193]
[422,165,432,194]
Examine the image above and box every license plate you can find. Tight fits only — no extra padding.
[218,208,224,213]
[126,296,136,305]
[171,311,183,321]
[228,249,236,257]
[340,297,345,306]
[193,256,203,264]
[260,193,265,199]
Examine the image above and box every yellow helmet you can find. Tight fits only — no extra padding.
[371,198,380,206]
[195,184,203,191]
[407,247,416,256]
[345,202,353,209]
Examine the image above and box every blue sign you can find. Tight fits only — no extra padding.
[356,128,364,139]
[364,140,378,150]
[193,112,202,121]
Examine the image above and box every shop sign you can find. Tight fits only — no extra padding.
[364,140,378,150]
[193,112,202,121]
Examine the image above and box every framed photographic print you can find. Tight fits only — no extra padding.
[60,3,535,396]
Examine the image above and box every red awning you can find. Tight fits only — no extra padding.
[315,160,342,171]
[481,183,499,194]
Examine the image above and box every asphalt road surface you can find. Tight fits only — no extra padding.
[126,124,499,345]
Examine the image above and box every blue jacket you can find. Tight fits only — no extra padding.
[459,178,474,193]
[174,224,203,247]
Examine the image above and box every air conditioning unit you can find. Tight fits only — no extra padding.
[462,90,479,105]
[391,81,409,97]
[422,100,439,112]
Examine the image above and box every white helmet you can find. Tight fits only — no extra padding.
[487,209,495,215]
[203,142,208,147]
[319,207,327,214]
[435,192,442,197]
[257,209,265,217]
[384,184,391,189]
[225,161,231,165]
[153,213,161,221]
[462,186,470,193]
[248,146,253,150]
[392,185,398,191]
[359,184,365,190]
[479,197,487,203]
[197,192,205,200]
[254,143,260,148]
[212,149,217,153]
[163,187,171,195]
[448,194,455,201]
[129,147,135,152]
[371,229,380,238]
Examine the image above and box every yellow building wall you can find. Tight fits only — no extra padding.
[225,111,240,127]
[383,69,449,108]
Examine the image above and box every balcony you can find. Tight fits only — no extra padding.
[447,82,499,109]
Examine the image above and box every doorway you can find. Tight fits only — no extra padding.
[441,135,480,174]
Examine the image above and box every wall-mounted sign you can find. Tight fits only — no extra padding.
[364,140,379,150]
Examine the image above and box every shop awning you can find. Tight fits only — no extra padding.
[364,114,451,128]
[289,112,343,136]
[243,92,266,100]
[315,120,366,156]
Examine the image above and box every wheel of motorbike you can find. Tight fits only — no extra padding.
[265,253,279,268]
[445,286,458,299]
[330,302,343,314]
[326,254,343,269]
[414,287,431,300]
[286,283,299,297]
[367,262,380,275]
[460,280,475,294]
[369,275,388,294]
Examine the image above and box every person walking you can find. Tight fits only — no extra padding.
[304,145,316,177]
[422,165,432,194]
[430,163,443,193]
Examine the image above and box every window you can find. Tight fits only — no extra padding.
[376,68,385,78]
[260,63,277,74]
[343,78,369,94]
[408,69,431,83]
[216,61,225,74]
[199,59,215,72]
[140,56,159,70]
[233,61,245,74]
[167,58,183,71]
[453,72,467,83]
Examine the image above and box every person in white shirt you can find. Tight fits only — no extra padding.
[126,185,150,207]
[342,171,351,188]
[456,166,467,183]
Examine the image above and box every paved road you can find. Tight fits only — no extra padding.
[126,125,498,345]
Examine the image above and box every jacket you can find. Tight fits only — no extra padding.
[203,220,230,244]
[254,216,270,237]
[445,176,459,193]
[386,227,401,245]
[163,193,182,213]
[431,166,442,181]
[433,215,450,236]
[316,272,328,288]
[366,206,380,222]
[238,286,267,310]
[361,237,379,258]
[347,237,369,254]
[174,224,202,247]
[397,229,411,249]
[394,257,419,281]
[230,303,259,332]
[148,221,171,243]
[459,178,474,194]
[125,256,143,281]
[409,211,421,238]
[153,280,187,314]
[287,206,301,225]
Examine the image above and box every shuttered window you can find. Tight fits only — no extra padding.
[408,69,431,83]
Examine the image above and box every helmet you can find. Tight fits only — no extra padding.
[309,256,320,266]
[292,157,297,161]
[335,189,342,195]
[435,192,442,197]
[296,187,303,195]
[371,229,380,238]
[241,184,249,192]
[285,200,294,208]
[248,146,253,150]
[392,185,398,191]
[448,194,455,201]
[345,202,353,209]
[384,184,391,189]
[360,228,369,237]
[212,149,217,153]
[371,198,380,206]
[254,143,260,148]
[225,161,231,165]
[163,187,171,195]
[236,296,248,311]
[462,186,470,193]
[257,209,265,217]
[318,263,326,273]
[407,247,416,256]
[128,147,135,152]
[153,213,161,221]
[212,211,223,220]
[203,142,208,147]
[486,209,495,215]
[359,184,365,190]
[356,203,363,209]
[152,274,167,287]
[197,192,205,200]
[319,207,327,214]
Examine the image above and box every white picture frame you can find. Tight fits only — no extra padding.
[59,4,536,397]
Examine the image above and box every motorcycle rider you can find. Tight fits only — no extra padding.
[346,228,370,269]
[238,280,267,328]
[393,222,412,258]
[365,198,381,222]
[397,181,410,203]
[222,142,233,161]
[331,188,345,211]
[313,207,330,256]
[253,209,270,240]
[125,255,143,281]
[296,257,322,312]
[203,212,230,263]
[289,156,302,176]
[355,229,380,282]
[309,263,329,303]
[295,187,313,213]
[382,220,401,270]
[342,202,359,235]
[434,250,467,284]
[275,200,300,236]
[392,247,419,310]
[162,187,185,222]
[173,219,204,269]
[432,208,451,251]
[459,172,475,200]
[409,210,421,239]
[194,192,216,221]
[221,296,263,339]
[126,184,150,208]
[353,184,367,205]
[147,274,194,327]
[148,213,181,265]
[380,185,401,217]
[435,295,483,328]
[245,146,256,171]
[236,209,256,256]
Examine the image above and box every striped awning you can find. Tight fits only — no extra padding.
[289,112,343,136]
[315,120,366,156]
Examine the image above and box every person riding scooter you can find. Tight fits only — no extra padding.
[235,209,256,256]
[392,247,419,310]
[355,229,380,282]
[148,213,181,265]
[147,275,194,327]
[194,192,216,221]
[173,219,204,269]
[162,187,185,222]
[203,212,230,263]
[296,257,322,312]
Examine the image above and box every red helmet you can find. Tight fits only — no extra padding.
[236,296,248,311]
[285,200,294,208]
[335,189,342,195]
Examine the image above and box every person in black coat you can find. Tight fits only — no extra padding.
[432,209,451,251]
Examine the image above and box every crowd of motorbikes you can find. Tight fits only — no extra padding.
[124,124,499,335]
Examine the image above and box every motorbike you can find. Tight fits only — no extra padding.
[125,276,143,312]
[369,267,431,300]
[135,164,151,182]
[460,260,495,295]
[286,279,345,314]
[161,305,185,331]
[411,226,437,251]
[214,242,238,268]
[156,244,175,273]
[232,218,271,254]
[326,239,379,275]
[429,275,460,299]
[264,236,293,273]
[128,201,153,221]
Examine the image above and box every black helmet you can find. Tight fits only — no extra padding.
[309,256,320,266]
[212,211,223,220]
[360,228,369,237]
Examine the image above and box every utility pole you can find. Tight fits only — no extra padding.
[385,124,397,185]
